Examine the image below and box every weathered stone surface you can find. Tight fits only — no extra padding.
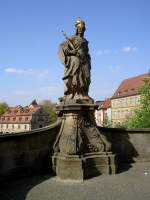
[52,152,117,180]
[83,152,117,178]
[99,127,150,163]
[1,122,150,180]
[54,18,117,180]
[0,120,61,180]
[53,154,84,180]
[53,104,117,180]
[59,18,91,100]
[54,104,111,155]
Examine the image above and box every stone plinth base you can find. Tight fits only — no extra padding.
[53,154,83,180]
[53,103,117,180]
[83,152,117,179]
[52,152,117,180]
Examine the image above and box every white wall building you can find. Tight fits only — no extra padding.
[0,100,50,133]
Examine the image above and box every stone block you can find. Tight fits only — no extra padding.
[83,153,117,178]
[53,155,83,180]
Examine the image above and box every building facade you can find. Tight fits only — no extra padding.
[111,74,147,126]
[0,100,50,133]
[95,99,111,126]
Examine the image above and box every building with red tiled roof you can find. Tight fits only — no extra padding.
[0,100,50,133]
[111,73,148,126]
[95,98,111,126]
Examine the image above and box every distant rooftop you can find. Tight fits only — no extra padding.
[111,73,148,99]
[100,98,111,109]
[95,99,111,109]
[0,100,40,124]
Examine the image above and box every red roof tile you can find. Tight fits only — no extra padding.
[100,98,111,109]
[111,73,148,99]
[0,100,40,124]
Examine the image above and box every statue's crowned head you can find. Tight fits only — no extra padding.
[75,17,86,35]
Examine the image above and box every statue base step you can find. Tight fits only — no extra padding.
[52,152,117,180]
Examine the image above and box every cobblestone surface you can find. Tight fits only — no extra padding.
[0,163,150,200]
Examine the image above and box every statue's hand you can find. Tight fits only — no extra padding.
[64,48,79,56]
[69,49,78,55]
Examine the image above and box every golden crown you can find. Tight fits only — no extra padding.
[75,17,85,27]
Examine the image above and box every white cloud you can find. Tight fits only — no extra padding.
[96,49,110,56]
[5,68,24,74]
[4,67,49,78]
[122,46,138,53]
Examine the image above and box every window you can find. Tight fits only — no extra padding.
[6,124,8,128]
[24,125,27,129]
[19,117,22,121]
[12,125,14,129]
[1,124,3,128]
[125,110,129,117]
[120,111,123,118]
[14,109,18,113]
[114,111,117,119]
[118,111,120,119]
[18,124,20,129]
[25,117,28,121]
[13,117,16,121]
[7,118,10,121]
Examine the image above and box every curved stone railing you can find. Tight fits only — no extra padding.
[0,122,150,180]
[0,120,61,180]
[99,126,150,163]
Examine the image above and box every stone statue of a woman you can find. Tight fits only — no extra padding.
[59,18,92,103]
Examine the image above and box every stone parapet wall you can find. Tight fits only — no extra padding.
[99,127,150,163]
[0,120,61,180]
[0,121,150,179]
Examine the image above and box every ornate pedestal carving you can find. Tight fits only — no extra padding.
[52,103,117,180]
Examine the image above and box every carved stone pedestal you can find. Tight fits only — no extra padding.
[83,152,117,179]
[52,154,84,180]
[52,103,117,180]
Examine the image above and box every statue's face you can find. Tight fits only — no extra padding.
[77,23,85,34]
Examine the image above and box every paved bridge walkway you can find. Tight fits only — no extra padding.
[0,163,150,200]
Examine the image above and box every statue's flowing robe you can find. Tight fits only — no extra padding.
[59,35,91,97]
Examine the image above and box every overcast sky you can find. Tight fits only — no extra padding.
[0,0,150,106]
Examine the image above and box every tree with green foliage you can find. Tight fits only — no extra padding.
[39,100,57,124]
[119,71,150,128]
[0,102,8,115]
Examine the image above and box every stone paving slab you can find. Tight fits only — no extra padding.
[0,163,150,200]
